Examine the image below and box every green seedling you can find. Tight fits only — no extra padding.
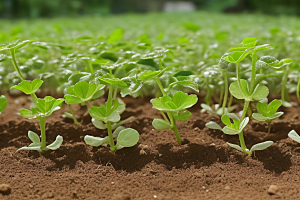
[84,73,139,151]
[208,113,273,155]
[85,100,139,151]
[64,81,105,124]
[152,91,198,145]
[288,130,300,143]
[252,99,283,134]
[17,96,64,152]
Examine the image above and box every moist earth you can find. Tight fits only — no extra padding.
[0,94,300,200]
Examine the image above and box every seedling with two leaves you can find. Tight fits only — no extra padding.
[12,79,64,152]
[206,113,273,155]
[252,99,283,134]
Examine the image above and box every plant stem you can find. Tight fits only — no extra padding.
[155,77,166,96]
[236,62,241,87]
[249,51,257,94]
[267,121,272,134]
[227,93,233,108]
[297,77,300,103]
[30,93,38,105]
[168,113,181,145]
[160,111,170,124]
[281,67,289,103]
[68,104,79,124]
[87,59,94,75]
[222,70,228,114]
[238,131,248,154]
[40,117,46,150]
[241,100,250,120]
[107,85,115,109]
[9,49,25,81]
[107,121,115,151]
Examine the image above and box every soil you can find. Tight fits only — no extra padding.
[0,94,300,200]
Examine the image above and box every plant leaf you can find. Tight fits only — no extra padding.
[17,146,42,152]
[267,100,282,116]
[46,135,63,150]
[174,110,192,121]
[222,126,240,135]
[251,84,269,101]
[117,128,139,147]
[84,135,109,147]
[11,79,43,95]
[0,95,8,114]
[249,141,273,154]
[221,114,232,127]
[152,119,172,129]
[205,121,222,130]
[239,117,249,131]
[227,142,243,152]
[288,130,300,143]
[28,131,40,143]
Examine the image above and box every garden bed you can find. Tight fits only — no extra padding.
[0,94,300,200]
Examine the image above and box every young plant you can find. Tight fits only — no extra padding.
[208,113,273,155]
[64,81,105,124]
[152,91,198,145]
[84,74,139,151]
[12,79,64,152]
[252,99,283,134]
[288,130,300,144]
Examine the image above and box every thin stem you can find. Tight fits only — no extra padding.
[30,93,38,105]
[241,100,250,121]
[169,113,181,145]
[40,117,47,150]
[68,104,79,124]
[267,121,272,134]
[9,49,25,81]
[112,85,118,101]
[238,131,248,154]
[297,77,300,103]
[107,121,115,151]
[219,82,224,108]
[160,111,170,124]
[155,77,166,96]
[255,73,282,86]
[87,59,94,75]
[281,67,289,103]
[236,62,241,88]
[222,70,228,115]
[107,85,115,109]
[227,93,233,108]
[249,51,257,94]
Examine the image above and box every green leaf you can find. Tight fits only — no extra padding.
[227,142,243,152]
[252,113,268,121]
[221,114,232,127]
[152,119,172,129]
[17,146,42,152]
[92,118,107,129]
[267,100,282,116]
[174,71,194,77]
[239,117,249,131]
[205,121,222,130]
[222,126,240,135]
[46,135,63,150]
[288,130,300,143]
[251,84,269,101]
[138,71,160,81]
[84,135,109,147]
[257,102,268,116]
[182,22,200,32]
[11,79,43,95]
[117,128,139,147]
[99,75,127,87]
[28,131,40,144]
[113,126,126,138]
[65,81,104,104]
[174,110,192,121]
[0,95,8,114]
[89,101,120,123]
[107,111,121,123]
[108,28,124,44]
[249,141,273,154]
[200,104,214,113]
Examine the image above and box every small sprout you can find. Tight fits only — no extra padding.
[252,99,283,134]
[18,96,64,152]
[152,91,198,144]
[220,114,273,155]
[288,130,300,143]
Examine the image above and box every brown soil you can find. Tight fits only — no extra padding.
[0,94,300,200]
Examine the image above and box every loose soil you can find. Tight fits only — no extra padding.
[0,94,300,200]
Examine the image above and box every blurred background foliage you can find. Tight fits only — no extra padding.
[0,0,300,18]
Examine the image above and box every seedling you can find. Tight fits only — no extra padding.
[64,81,105,124]
[252,99,283,134]
[152,91,198,145]
[84,74,139,151]
[288,130,300,143]
[208,113,273,155]
[17,96,64,152]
